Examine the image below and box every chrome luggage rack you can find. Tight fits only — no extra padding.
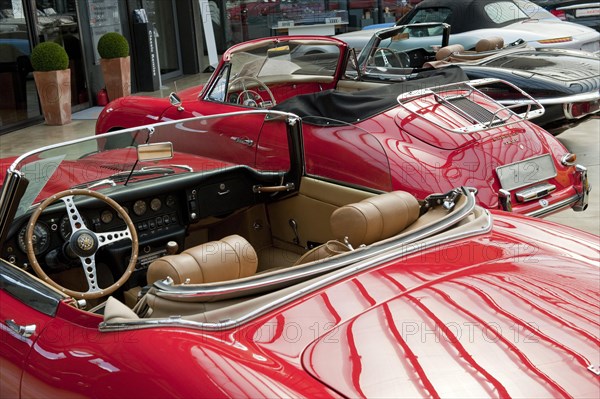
[396,78,545,134]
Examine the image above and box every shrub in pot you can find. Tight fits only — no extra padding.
[97,32,131,102]
[31,41,71,125]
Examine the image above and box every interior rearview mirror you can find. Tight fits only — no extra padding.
[138,142,174,162]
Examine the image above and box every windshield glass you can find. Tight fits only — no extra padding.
[8,112,293,217]
[485,1,529,23]
[404,7,452,24]
[228,39,341,79]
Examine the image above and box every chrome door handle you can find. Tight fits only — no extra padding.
[231,137,254,146]
[5,319,36,338]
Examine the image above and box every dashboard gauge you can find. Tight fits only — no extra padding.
[150,198,162,212]
[60,215,90,240]
[133,200,147,216]
[166,195,176,208]
[18,222,51,255]
[117,206,129,219]
[101,210,114,224]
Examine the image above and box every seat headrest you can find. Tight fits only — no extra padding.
[147,235,258,285]
[475,37,504,52]
[330,191,420,248]
[435,44,465,60]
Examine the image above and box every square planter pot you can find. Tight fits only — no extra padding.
[100,56,131,102]
[33,69,72,125]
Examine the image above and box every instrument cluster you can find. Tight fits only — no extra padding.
[5,193,181,269]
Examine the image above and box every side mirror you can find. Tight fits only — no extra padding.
[169,92,184,111]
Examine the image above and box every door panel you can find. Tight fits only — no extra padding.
[0,292,53,398]
[0,261,62,398]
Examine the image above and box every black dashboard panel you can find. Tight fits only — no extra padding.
[1,166,286,287]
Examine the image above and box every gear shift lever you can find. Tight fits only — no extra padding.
[166,241,178,255]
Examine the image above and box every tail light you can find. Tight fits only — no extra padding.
[565,100,600,119]
[571,103,590,118]
[550,9,566,20]
[537,36,573,44]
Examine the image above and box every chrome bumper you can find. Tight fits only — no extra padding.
[498,164,590,216]
[572,164,590,212]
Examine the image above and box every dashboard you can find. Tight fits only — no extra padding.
[2,166,286,289]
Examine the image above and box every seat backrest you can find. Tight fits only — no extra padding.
[330,191,420,248]
[475,36,504,52]
[147,235,258,285]
[436,44,465,60]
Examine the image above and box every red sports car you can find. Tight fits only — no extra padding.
[2,113,600,397]
[96,36,590,217]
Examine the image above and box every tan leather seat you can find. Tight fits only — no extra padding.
[330,191,420,248]
[147,235,258,285]
[292,191,419,267]
[475,37,504,52]
[435,44,465,60]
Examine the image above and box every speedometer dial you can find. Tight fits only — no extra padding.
[18,222,51,255]
[101,210,114,224]
[133,200,147,216]
[150,198,162,212]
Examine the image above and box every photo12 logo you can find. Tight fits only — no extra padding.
[400,320,541,344]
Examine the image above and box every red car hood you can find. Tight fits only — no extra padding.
[300,215,600,398]
[97,86,204,129]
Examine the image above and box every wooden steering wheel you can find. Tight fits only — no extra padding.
[229,76,277,107]
[26,189,139,300]
[373,48,410,68]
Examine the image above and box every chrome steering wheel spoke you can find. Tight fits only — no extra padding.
[78,254,102,293]
[96,229,133,248]
[60,195,88,234]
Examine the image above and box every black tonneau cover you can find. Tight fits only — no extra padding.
[273,66,468,126]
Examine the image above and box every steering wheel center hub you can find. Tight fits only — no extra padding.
[71,230,98,257]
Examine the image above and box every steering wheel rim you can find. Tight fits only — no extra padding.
[229,76,277,107]
[374,48,410,68]
[236,89,262,107]
[27,189,139,300]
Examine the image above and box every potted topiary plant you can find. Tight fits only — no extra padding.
[97,32,131,102]
[30,41,71,125]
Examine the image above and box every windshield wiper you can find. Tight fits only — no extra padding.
[110,167,176,179]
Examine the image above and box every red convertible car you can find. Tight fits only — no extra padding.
[2,113,599,397]
[96,36,590,218]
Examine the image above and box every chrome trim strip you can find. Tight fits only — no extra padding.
[557,3,600,11]
[525,194,582,217]
[498,92,600,107]
[99,207,493,333]
[8,110,299,174]
[151,188,478,300]
[515,183,556,203]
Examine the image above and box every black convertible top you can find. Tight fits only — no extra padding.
[273,66,468,126]
[398,0,529,33]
